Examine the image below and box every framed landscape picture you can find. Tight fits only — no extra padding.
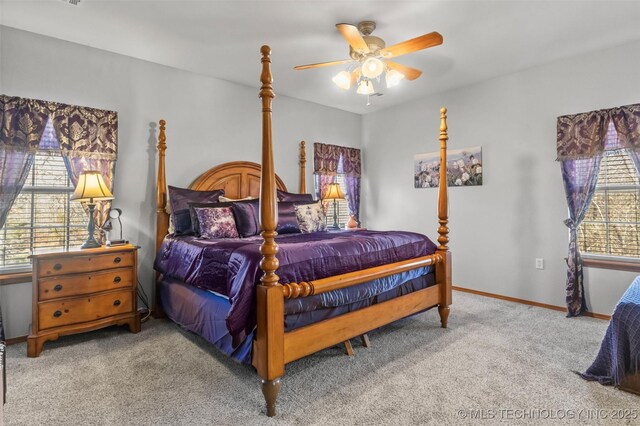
[414,146,483,188]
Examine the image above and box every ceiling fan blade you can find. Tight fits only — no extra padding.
[294,59,353,70]
[380,32,443,59]
[336,23,370,54]
[350,68,360,86]
[385,61,423,80]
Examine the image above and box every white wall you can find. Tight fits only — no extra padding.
[362,38,640,316]
[0,26,362,339]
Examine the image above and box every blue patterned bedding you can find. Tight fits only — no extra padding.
[581,275,640,386]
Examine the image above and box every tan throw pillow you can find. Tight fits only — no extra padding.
[219,196,255,202]
[295,201,327,233]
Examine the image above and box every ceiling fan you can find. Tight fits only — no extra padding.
[294,21,443,97]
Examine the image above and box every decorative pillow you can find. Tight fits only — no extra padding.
[193,207,239,239]
[295,201,327,233]
[232,199,261,238]
[219,196,255,202]
[276,202,300,235]
[168,186,224,235]
[277,190,314,203]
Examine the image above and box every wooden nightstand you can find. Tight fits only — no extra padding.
[27,244,141,357]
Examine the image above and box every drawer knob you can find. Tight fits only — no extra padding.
[114,257,122,264]
[114,276,122,283]
[54,284,63,292]
[53,310,62,318]
[53,263,62,271]
[113,299,121,306]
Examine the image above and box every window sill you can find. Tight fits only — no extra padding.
[582,257,640,273]
[0,271,32,286]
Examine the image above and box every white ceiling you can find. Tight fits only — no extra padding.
[2,0,640,114]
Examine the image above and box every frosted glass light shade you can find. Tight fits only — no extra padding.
[356,80,374,95]
[385,69,405,88]
[361,57,384,78]
[332,71,351,90]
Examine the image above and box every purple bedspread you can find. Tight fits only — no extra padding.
[154,230,437,344]
[580,275,640,386]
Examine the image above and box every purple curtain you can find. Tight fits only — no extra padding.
[315,174,335,214]
[313,143,362,222]
[1,94,118,243]
[0,95,50,229]
[561,157,601,316]
[313,143,341,175]
[345,175,361,225]
[557,103,640,316]
[63,157,115,243]
[610,104,640,176]
[0,150,34,229]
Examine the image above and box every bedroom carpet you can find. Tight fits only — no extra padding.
[4,291,638,425]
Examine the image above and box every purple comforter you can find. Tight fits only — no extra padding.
[154,230,437,344]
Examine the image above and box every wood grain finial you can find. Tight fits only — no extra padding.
[299,141,307,194]
[260,45,275,103]
[159,119,166,146]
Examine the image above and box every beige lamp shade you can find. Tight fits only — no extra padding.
[71,171,114,202]
[323,183,345,200]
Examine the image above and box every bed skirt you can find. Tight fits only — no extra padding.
[158,268,436,364]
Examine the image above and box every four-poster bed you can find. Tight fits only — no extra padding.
[154,45,452,417]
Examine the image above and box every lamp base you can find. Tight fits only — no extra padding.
[80,201,101,249]
[80,238,101,249]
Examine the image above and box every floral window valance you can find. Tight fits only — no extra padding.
[313,142,361,176]
[556,103,640,161]
[0,95,118,160]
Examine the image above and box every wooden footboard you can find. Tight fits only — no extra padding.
[255,46,451,417]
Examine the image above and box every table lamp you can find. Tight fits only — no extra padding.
[323,183,345,230]
[71,171,114,249]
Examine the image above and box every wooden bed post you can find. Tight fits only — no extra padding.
[436,108,452,328]
[155,120,170,317]
[299,141,306,194]
[255,45,285,417]
[156,120,169,254]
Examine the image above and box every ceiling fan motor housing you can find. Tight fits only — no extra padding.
[349,21,386,61]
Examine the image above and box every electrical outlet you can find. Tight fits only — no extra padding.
[535,258,544,270]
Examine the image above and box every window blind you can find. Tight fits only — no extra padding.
[579,123,640,258]
[0,145,86,270]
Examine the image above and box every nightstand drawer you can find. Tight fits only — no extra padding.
[37,251,134,277]
[38,290,134,330]
[38,268,134,301]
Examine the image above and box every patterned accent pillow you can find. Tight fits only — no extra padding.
[295,201,327,233]
[193,207,239,239]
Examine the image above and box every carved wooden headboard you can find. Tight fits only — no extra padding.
[155,120,308,253]
[189,161,287,199]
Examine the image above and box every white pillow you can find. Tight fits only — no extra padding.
[295,201,327,233]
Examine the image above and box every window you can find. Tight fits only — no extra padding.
[333,174,350,227]
[579,126,640,259]
[0,120,86,271]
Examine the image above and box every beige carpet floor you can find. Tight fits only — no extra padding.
[3,291,638,425]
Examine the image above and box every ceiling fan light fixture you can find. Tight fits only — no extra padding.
[356,80,375,95]
[385,69,405,88]
[332,71,352,90]
[361,57,384,78]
